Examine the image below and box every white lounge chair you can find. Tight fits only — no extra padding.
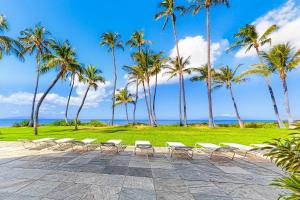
[195,143,236,159]
[134,141,154,155]
[100,139,123,153]
[19,138,55,149]
[220,143,253,158]
[71,138,96,151]
[54,138,75,151]
[166,142,193,159]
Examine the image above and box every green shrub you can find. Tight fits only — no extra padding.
[12,120,30,127]
[48,120,79,126]
[84,120,107,127]
[264,133,300,199]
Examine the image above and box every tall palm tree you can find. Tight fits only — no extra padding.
[100,32,124,126]
[34,40,80,135]
[214,65,245,128]
[188,0,230,128]
[262,43,300,128]
[164,56,191,126]
[115,87,134,124]
[150,51,169,122]
[123,65,143,125]
[126,30,151,53]
[155,0,187,126]
[133,48,156,126]
[74,65,105,130]
[126,30,151,124]
[19,24,52,127]
[228,24,285,128]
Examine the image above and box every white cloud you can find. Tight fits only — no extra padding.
[0,78,111,109]
[236,0,300,58]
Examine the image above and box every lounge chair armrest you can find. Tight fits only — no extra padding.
[101,142,116,146]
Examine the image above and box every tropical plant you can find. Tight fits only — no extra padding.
[33,40,80,135]
[0,14,23,61]
[74,65,105,130]
[229,24,285,128]
[262,43,300,128]
[63,63,83,125]
[187,0,229,128]
[214,65,245,128]
[133,48,157,126]
[164,56,191,126]
[264,133,300,199]
[19,24,52,127]
[150,51,169,122]
[155,0,187,126]
[115,87,135,124]
[100,32,124,126]
[126,30,151,124]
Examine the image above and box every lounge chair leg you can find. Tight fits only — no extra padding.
[134,147,136,155]
[231,152,236,160]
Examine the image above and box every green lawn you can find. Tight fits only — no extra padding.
[0,125,295,146]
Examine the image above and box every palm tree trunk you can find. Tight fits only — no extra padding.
[74,85,90,130]
[181,73,187,127]
[29,53,41,127]
[255,48,285,128]
[206,6,215,128]
[125,103,129,124]
[146,78,156,126]
[265,77,285,128]
[229,86,244,128]
[142,81,152,125]
[111,48,117,126]
[152,71,158,125]
[65,74,75,125]
[133,77,139,125]
[34,70,63,135]
[282,78,294,127]
[178,72,183,126]
[171,16,183,127]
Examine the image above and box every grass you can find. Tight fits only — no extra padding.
[0,125,295,147]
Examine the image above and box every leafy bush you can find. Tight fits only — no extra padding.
[264,133,300,199]
[48,120,79,126]
[12,120,30,127]
[218,122,279,128]
[84,120,107,127]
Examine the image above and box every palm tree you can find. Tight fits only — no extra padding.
[74,65,105,130]
[188,0,230,128]
[100,32,124,126]
[164,56,191,126]
[126,30,151,124]
[33,40,80,135]
[214,65,245,128]
[155,0,187,126]
[262,43,300,128]
[150,51,169,123]
[19,24,52,127]
[123,65,143,125]
[126,30,151,53]
[133,48,156,126]
[115,87,135,124]
[228,24,285,128]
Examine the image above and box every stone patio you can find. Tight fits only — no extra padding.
[0,142,286,200]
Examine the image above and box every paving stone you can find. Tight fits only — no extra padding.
[156,191,195,200]
[45,182,90,199]
[0,193,40,200]
[119,188,156,200]
[154,178,189,193]
[109,159,130,166]
[92,174,125,187]
[102,165,128,175]
[129,161,151,168]
[0,178,33,193]
[216,166,252,174]
[152,168,180,179]
[124,176,154,191]
[128,167,152,178]
[150,161,173,169]
[41,171,78,183]
[83,185,121,200]
[193,194,233,200]
[17,180,61,196]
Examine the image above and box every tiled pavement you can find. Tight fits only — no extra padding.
[0,142,287,200]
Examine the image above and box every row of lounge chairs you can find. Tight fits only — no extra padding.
[20,138,272,159]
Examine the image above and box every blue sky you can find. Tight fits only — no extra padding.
[0,0,299,121]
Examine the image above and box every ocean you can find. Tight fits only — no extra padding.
[0,119,276,127]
